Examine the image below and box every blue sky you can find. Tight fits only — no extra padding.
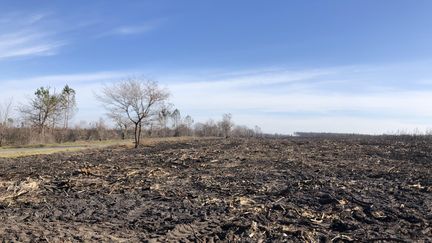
[1,0,432,134]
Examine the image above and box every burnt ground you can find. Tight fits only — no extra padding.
[0,137,431,242]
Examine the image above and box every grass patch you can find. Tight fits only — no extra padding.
[0,147,86,158]
[0,139,134,158]
[0,137,215,158]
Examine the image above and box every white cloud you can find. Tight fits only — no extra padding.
[170,83,432,117]
[2,64,432,134]
[0,12,65,61]
[163,65,432,134]
[233,115,432,135]
[111,25,155,35]
[99,19,163,37]
[0,11,164,61]
[0,12,50,25]
[3,71,131,86]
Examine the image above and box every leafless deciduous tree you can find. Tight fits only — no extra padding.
[0,98,13,146]
[254,125,263,137]
[183,115,194,136]
[219,113,234,138]
[107,112,131,140]
[171,109,181,136]
[97,79,170,148]
[158,103,173,137]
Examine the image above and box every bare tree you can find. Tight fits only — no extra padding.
[232,125,254,137]
[254,125,263,137]
[0,98,13,146]
[108,112,131,140]
[201,119,219,137]
[171,108,181,136]
[97,79,170,148]
[158,103,173,137]
[219,113,234,138]
[0,99,13,125]
[183,115,194,136]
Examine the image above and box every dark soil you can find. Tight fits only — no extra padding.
[0,137,431,242]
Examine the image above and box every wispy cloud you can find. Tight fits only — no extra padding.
[111,25,155,35]
[0,31,65,60]
[1,71,133,91]
[99,19,164,37]
[0,9,165,60]
[2,63,432,134]
[0,12,65,61]
[0,11,51,25]
[163,64,432,133]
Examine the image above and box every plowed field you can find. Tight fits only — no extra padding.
[0,137,431,242]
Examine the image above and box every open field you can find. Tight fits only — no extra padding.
[0,137,202,158]
[0,137,431,242]
[0,140,132,158]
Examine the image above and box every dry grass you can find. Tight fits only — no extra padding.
[0,178,42,204]
[0,137,213,158]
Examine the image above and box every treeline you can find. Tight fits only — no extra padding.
[293,131,432,141]
[293,132,370,138]
[0,79,263,147]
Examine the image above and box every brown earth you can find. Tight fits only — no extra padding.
[0,137,431,242]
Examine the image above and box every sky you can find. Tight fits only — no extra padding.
[1,0,432,134]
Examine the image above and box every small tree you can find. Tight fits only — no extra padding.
[219,113,234,138]
[254,125,263,137]
[108,112,131,140]
[20,87,62,137]
[97,79,169,148]
[171,109,181,136]
[158,103,173,137]
[0,98,13,146]
[183,115,194,136]
[203,119,219,137]
[60,85,77,129]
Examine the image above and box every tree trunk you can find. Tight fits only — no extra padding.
[137,122,142,148]
[64,109,69,129]
[124,124,128,140]
[134,123,139,148]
